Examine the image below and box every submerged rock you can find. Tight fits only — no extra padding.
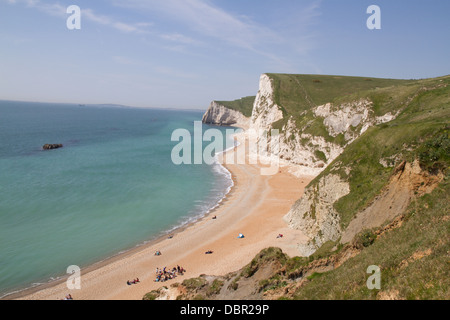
[43,144,63,150]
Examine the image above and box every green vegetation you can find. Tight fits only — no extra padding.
[354,230,377,250]
[181,277,208,290]
[267,73,415,131]
[314,150,327,163]
[240,247,288,278]
[417,131,450,174]
[144,74,449,301]
[281,75,449,300]
[306,272,326,281]
[215,96,255,118]
[306,75,450,229]
[267,74,413,111]
[206,279,224,296]
[292,173,450,300]
[142,291,158,300]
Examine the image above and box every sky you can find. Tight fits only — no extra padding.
[0,0,449,109]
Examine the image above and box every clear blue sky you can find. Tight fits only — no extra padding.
[1,0,449,109]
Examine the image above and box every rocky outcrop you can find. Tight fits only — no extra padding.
[277,99,401,175]
[314,99,373,139]
[250,74,284,131]
[284,174,350,256]
[314,99,400,140]
[42,144,63,150]
[276,117,345,176]
[202,101,250,129]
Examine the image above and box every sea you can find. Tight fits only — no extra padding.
[0,100,235,298]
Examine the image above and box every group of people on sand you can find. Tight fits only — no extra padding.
[126,278,140,285]
[61,294,73,300]
[155,265,185,283]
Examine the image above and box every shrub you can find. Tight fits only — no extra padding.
[354,230,377,249]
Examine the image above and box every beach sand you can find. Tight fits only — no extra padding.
[15,132,313,300]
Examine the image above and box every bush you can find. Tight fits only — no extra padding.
[354,230,377,249]
[418,130,450,174]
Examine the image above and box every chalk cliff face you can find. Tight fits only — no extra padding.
[284,174,350,256]
[314,99,399,140]
[202,101,250,129]
[250,74,284,131]
[276,117,345,176]
[247,76,400,176]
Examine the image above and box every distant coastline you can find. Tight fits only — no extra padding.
[0,99,206,113]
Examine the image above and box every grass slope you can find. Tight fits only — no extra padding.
[291,174,449,300]
[283,75,450,299]
[215,96,255,118]
[314,75,450,229]
[267,73,413,114]
[267,74,448,147]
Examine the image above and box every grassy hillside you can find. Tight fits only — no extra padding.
[278,74,449,299]
[215,96,255,118]
[313,75,450,229]
[144,74,449,300]
[267,74,449,154]
[267,74,414,127]
[267,73,413,114]
[289,175,449,300]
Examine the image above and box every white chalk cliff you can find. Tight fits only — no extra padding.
[203,73,400,173]
[250,74,284,130]
[202,101,250,129]
[284,174,350,256]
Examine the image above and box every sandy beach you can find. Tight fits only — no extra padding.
[13,132,313,300]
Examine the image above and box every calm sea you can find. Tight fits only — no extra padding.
[0,100,234,297]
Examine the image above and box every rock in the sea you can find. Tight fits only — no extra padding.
[43,144,63,150]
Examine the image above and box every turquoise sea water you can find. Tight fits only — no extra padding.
[0,100,234,297]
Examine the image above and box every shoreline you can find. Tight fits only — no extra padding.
[2,160,238,300]
[1,130,238,300]
[11,130,314,300]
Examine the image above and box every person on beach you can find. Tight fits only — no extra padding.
[154,265,186,282]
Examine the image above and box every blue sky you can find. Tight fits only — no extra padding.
[1,0,449,109]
